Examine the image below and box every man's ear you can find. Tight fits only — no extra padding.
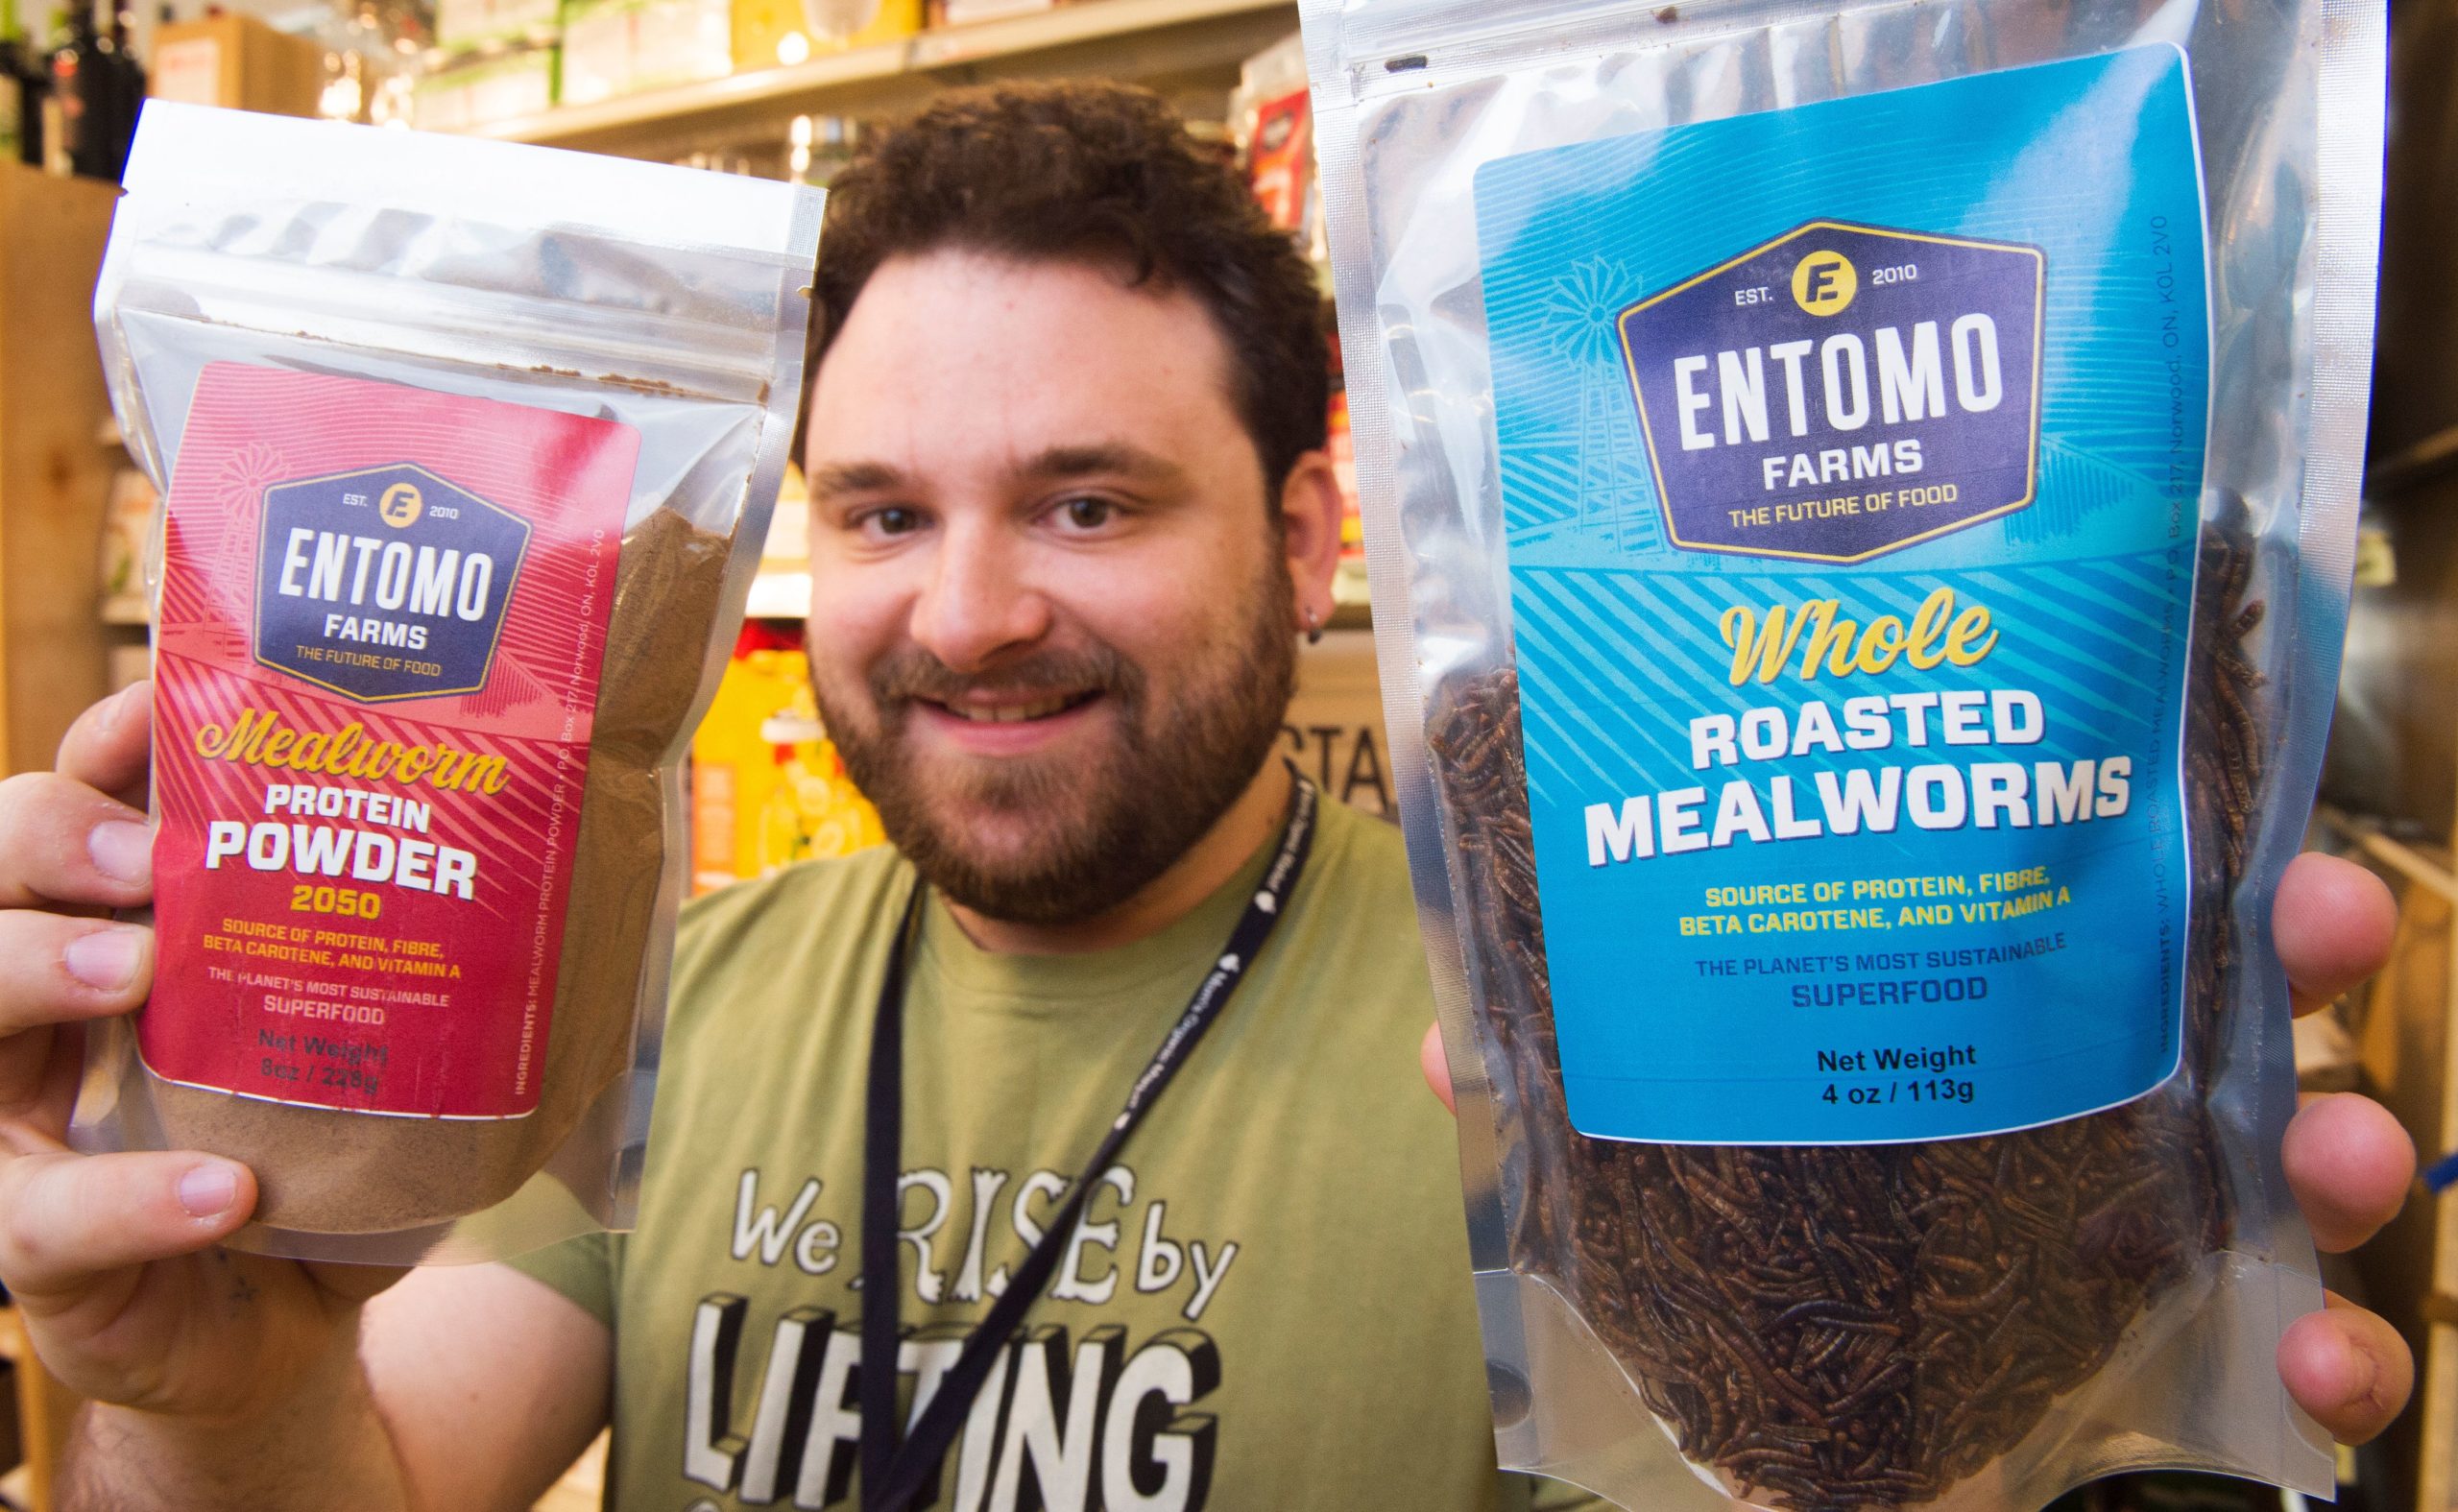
[1275,449,1346,636]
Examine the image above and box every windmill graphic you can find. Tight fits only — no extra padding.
[1535,255,1661,556]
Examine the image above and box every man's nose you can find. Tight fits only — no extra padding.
[906,518,1051,673]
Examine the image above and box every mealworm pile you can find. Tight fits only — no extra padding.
[1429,517,2265,1511]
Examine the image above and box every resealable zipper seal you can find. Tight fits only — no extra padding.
[1303,0,2385,1506]
[77,102,825,1266]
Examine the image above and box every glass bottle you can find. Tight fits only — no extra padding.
[0,0,22,164]
[91,0,140,179]
[42,1,92,176]
[14,28,44,171]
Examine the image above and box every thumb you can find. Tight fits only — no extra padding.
[0,1149,254,1308]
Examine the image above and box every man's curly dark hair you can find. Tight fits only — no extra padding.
[801,81,1330,500]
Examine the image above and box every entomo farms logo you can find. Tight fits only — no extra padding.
[1620,221,2043,563]
[252,463,530,702]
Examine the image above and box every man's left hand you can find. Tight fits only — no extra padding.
[1417,849,2417,1444]
[2271,852,2411,1443]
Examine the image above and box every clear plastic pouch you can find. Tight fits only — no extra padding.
[1302,1,2384,1506]
[75,103,823,1265]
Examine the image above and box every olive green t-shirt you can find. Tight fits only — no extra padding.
[511,798,1594,1512]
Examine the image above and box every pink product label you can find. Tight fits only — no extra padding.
[143,363,638,1119]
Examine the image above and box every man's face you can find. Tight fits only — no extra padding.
[802,250,1300,925]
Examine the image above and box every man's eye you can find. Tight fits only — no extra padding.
[1059,496,1117,530]
[864,506,921,537]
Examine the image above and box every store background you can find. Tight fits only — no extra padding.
[0,0,2446,1508]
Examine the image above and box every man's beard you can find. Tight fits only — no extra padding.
[815,568,1297,926]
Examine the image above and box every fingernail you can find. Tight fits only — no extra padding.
[2335,1335,2377,1408]
[63,927,141,991]
[177,1163,239,1218]
[88,819,153,884]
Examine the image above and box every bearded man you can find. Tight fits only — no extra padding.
[0,83,2417,1512]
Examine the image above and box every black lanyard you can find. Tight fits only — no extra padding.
[856,772,1320,1512]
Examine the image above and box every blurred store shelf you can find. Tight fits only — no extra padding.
[466,0,1295,158]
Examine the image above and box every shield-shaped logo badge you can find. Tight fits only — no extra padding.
[1619,221,2043,563]
[253,462,531,702]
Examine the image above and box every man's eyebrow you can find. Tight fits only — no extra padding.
[1018,444,1191,489]
[806,461,905,498]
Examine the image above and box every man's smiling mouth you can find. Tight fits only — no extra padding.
[924,690,1103,725]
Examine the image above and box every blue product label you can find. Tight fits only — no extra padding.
[254,462,532,703]
[1473,46,2209,1144]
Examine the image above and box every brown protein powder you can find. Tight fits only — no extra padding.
[138,512,734,1236]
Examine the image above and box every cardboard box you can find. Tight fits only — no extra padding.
[435,0,562,51]
[561,0,728,103]
[148,13,326,118]
[413,46,558,131]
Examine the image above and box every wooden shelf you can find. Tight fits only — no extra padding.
[466,0,1296,157]
[0,1305,81,1512]
[0,165,122,778]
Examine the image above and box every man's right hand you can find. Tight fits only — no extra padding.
[0,682,403,1423]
